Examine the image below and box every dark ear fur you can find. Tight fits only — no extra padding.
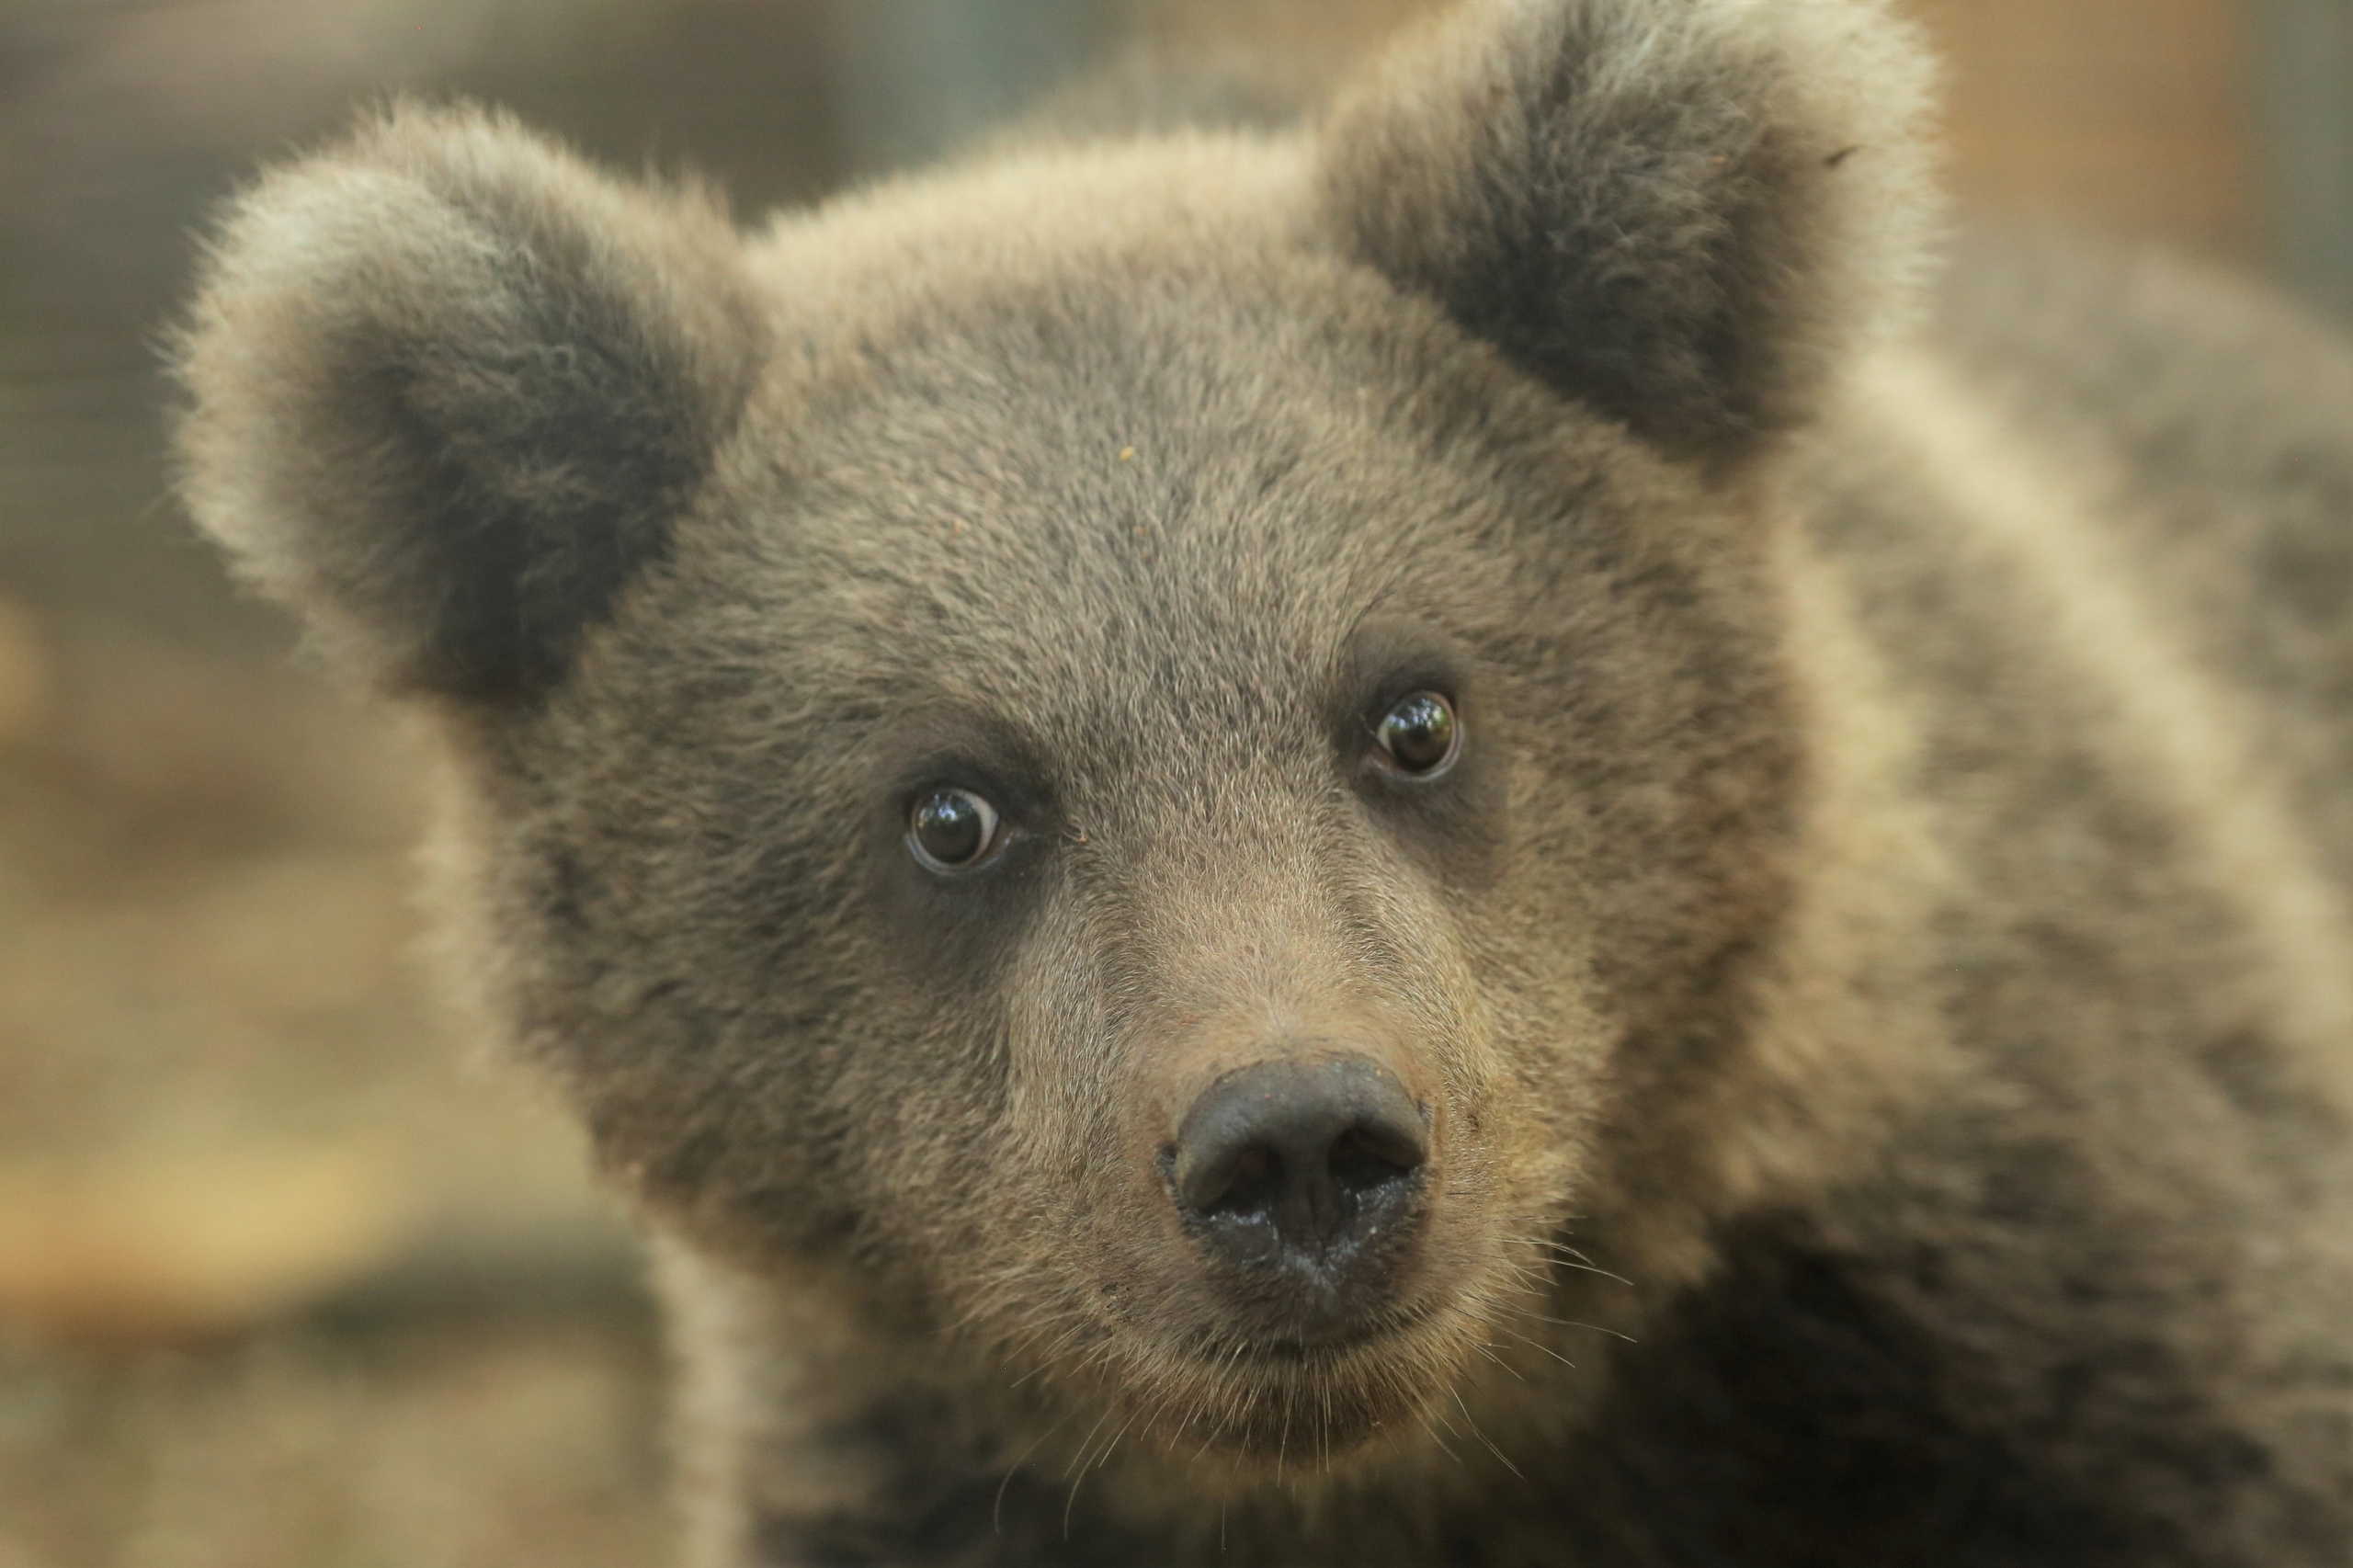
[1318,0,1938,468]
[175,103,770,703]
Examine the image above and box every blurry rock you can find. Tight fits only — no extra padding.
[33,619,432,850]
[153,852,409,1019]
[0,615,641,1357]
[0,1145,422,1346]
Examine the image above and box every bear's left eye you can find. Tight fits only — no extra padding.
[907,787,1003,873]
[1373,691,1461,778]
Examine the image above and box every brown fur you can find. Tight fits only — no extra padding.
[174,1,2352,1562]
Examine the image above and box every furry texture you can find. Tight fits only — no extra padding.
[175,104,770,701]
[1320,0,1938,467]
[173,1,2352,1563]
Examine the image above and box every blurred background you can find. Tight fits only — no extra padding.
[0,1,2347,1562]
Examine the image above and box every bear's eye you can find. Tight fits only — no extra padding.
[907,787,1003,873]
[1373,691,1461,778]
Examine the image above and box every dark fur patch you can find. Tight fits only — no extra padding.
[1335,622,1506,890]
[861,708,1068,983]
[346,237,722,696]
[176,103,772,702]
[1320,0,1936,469]
[1543,1214,2162,1568]
[754,1392,1155,1567]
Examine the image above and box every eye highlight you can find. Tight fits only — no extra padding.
[1373,691,1461,778]
[907,787,1003,873]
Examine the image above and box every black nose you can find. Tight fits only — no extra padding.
[1171,1054,1429,1272]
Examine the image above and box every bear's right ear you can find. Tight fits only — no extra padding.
[1316,0,1938,472]
[175,104,770,704]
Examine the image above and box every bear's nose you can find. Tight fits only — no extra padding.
[1170,1054,1429,1272]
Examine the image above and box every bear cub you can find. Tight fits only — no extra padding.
[176,0,2353,1562]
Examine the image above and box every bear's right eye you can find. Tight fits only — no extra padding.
[907,788,1003,873]
[1373,690,1461,778]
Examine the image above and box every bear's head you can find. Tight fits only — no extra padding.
[176,0,1934,1471]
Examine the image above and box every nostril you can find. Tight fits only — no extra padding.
[1199,1144,1282,1216]
[1329,1123,1422,1192]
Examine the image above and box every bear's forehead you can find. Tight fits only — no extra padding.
[743,132,1317,332]
[700,260,1533,771]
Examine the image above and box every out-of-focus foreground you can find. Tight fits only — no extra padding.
[0,1,2336,1563]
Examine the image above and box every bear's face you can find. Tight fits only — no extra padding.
[176,0,1935,1471]
[508,218,1794,1455]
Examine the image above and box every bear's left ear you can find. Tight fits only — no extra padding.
[176,103,771,705]
[1316,0,1938,472]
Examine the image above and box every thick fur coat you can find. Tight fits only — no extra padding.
[175,0,2353,1562]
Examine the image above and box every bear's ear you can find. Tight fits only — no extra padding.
[175,104,770,704]
[1316,0,1938,471]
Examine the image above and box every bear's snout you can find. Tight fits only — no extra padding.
[1163,1051,1434,1339]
